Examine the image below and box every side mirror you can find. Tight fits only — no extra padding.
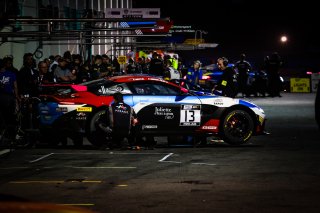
[180,87,189,95]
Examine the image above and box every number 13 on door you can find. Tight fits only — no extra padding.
[180,105,201,126]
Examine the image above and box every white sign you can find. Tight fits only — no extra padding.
[105,8,160,19]
[180,105,201,126]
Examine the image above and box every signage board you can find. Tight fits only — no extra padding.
[105,8,160,19]
[117,56,127,65]
[290,78,310,93]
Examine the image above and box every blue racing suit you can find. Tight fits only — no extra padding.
[186,68,203,85]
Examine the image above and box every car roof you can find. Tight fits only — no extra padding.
[109,74,187,92]
[110,74,166,83]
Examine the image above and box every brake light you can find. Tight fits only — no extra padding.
[71,85,87,91]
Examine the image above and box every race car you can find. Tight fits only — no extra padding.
[38,75,266,147]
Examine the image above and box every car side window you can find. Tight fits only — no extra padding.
[97,83,132,96]
[131,82,180,95]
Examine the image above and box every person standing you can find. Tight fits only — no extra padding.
[38,61,54,84]
[235,53,251,97]
[213,57,237,98]
[186,60,203,85]
[17,53,39,97]
[53,57,76,83]
[125,58,137,74]
[265,52,283,97]
[0,59,20,138]
[163,59,181,81]
[149,52,164,77]
[3,55,19,75]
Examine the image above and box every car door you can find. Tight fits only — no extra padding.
[130,81,202,134]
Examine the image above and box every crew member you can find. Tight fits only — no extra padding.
[213,57,237,98]
[163,59,181,81]
[99,92,138,149]
[186,60,203,85]
[235,53,251,97]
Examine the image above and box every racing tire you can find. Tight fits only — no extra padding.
[86,109,110,148]
[221,109,254,145]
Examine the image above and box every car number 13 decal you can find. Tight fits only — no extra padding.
[180,105,201,126]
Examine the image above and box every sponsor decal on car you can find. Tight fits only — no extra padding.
[56,107,68,112]
[98,86,108,94]
[154,107,174,119]
[142,125,158,129]
[201,126,217,130]
[213,99,224,105]
[180,105,201,126]
[77,107,92,112]
[76,112,87,120]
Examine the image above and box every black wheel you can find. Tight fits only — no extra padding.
[221,109,254,145]
[86,109,110,148]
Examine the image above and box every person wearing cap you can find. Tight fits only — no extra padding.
[54,57,76,83]
[186,60,203,85]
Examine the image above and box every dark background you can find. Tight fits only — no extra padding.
[133,0,319,71]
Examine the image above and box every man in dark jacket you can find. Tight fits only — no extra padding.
[213,57,237,98]
[235,53,251,97]
[99,92,138,149]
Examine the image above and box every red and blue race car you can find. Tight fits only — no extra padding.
[38,75,266,147]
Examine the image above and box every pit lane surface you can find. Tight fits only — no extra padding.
[1,93,320,213]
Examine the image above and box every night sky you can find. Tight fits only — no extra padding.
[133,0,319,70]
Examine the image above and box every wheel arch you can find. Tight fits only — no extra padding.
[219,104,258,134]
[84,106,110,148]
[84,106,109,134]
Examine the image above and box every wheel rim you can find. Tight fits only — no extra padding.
[224,112,252,139]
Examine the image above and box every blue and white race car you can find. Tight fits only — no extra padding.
[38,75,266,147]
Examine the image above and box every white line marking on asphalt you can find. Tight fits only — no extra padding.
[29,153,54,163]
[191,163,216,166]
[158,153,182,163]
[159,153,174,162]
[0,149,10,156]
